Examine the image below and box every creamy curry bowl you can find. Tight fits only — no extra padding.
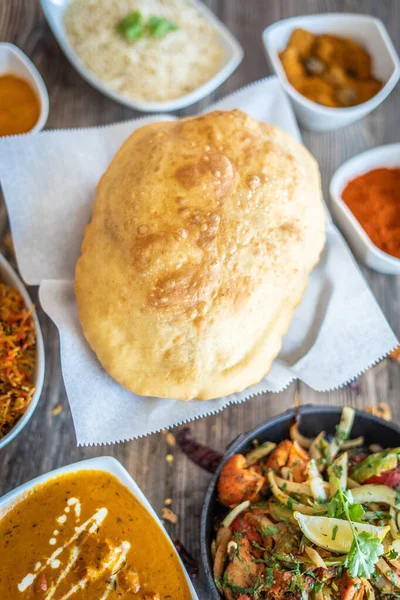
[0,457,197,599]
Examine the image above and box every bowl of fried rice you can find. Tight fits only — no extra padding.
[0,253,45,449]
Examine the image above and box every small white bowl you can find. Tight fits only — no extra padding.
[0,456,199,599]
[0,43,49,134]
[0,254,45,449]
[263,14,400,132]
[330,143,400,274]
[40,0,243,113]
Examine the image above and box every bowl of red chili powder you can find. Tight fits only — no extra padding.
[330,143,400,274]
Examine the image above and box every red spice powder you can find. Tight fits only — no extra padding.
[342,167,400,259]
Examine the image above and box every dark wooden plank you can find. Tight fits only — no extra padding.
[0,2,399,596]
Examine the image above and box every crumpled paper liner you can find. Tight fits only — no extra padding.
[0,77,397,445]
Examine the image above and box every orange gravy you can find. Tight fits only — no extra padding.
[0,74,40,137]
[0,470,192,599]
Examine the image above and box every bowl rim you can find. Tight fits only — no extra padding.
[0,253,45,449]
[329,142,400,267]
[40,0,244,113]
[0,455,199,599]
[0,42,49,134]
[199,404,400,599]
[262,12,400,117]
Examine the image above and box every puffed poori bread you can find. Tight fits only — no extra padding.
[75,110,325,401]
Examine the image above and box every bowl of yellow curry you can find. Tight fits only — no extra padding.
[0,456,199,599]
[0,253,45,450]
[263,14,400,131]
[0,43,49,137]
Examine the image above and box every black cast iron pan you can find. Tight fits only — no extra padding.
[200,404,400,600]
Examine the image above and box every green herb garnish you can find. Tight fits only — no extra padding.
[334,478,384,578]
[117,10,178,42]
[147,15,178,37]
[117,10,144,41]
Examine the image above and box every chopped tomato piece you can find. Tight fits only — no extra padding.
[231,513,263,545]
[365,467,400,488]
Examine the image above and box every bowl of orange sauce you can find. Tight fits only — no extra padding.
[0,43,49,137]
[330,143,400,274]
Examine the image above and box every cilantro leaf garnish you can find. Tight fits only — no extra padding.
[333,478,384,578]
[346,532,384,579]
[262,524,279,536]
[386,549,399,561]
[332,524,338,540]
[117,10,144,41]
[117,11,178,42]
[147,16,179,37]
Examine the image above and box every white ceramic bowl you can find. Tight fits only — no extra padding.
[263,14,400,132]
[0,43,49,134]
[330,143,400,274]
[0,254,45,449]
[40,0,243,113]
[0,456,199,599]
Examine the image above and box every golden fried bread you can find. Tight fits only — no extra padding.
[75,110,325,400]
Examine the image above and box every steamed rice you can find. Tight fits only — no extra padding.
[64,0,225,102]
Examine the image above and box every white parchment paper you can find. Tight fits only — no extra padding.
[0,77,397,445]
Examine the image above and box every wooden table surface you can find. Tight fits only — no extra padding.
[1,0,400,596]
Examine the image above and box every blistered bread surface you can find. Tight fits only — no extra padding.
[75,110,325,400]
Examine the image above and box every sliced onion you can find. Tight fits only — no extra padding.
[328,452,348,497]
[221,500,250,528]
[304,545,327,568]
[351,484,399,509]
[364,580,376,600]
[308,458,328,501]
[347,477,361,489]
[376,558,400,588]
[341,436,364,450]
[290,423,313,449]
[227,540,238,555]
[211,539,216,560]
[213,525,232,582]
[390,507,400,540]
[267,471,326,515]
[329,407,355,459]
[245,441,276,466]
[274,474,313,496]
[309,431,326,463]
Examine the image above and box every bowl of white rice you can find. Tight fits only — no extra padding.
[40,0,243,112]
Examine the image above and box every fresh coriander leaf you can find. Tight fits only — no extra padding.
[263,525,278,536]
[117,10,144,41]
[334,478,385,579]
[332,464,343,478]
[345,531,384,579]
[327,493,343,519]
[348,502,365,522]
[314,581,324,593]
[265,566,275,588]
[289,576,297,594]
[386,549,399,561]
[147,16,178,38]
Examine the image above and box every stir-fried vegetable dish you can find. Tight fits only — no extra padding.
[0,282,36,438]
[213,407,400,600]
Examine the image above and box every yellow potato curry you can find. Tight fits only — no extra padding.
[279,28,383,107]
[0,470,192,599]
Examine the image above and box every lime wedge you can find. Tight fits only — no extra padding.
[294,512,389,554]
